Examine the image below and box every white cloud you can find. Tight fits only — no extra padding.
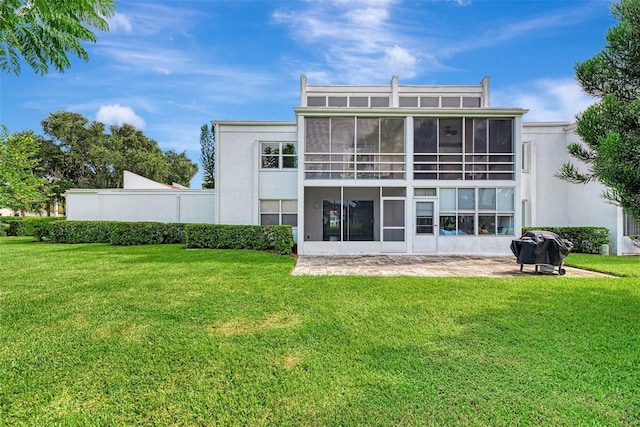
[96,104,146,128]
[273,0,425,83]
[109,13,133,34]
[493,78,596,122]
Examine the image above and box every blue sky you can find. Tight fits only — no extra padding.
[1,0,615,188]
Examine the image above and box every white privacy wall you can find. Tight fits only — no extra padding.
[522,123,621,254]
[65,189,216,223]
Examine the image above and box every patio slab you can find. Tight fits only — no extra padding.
[291,255,613,278]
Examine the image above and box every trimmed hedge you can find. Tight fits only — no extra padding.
[0,217,25,236]
[108,222,186,246]
[522,226,609,254]
[0,216,66,239]
[24,217,66,241]
[49,221,187,245]
[49,221,114,244]
[42,220,294,255]
[186,224,294,255]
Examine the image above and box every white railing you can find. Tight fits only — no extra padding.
[304,153,405,180]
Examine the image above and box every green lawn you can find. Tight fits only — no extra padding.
[1,237,639,426]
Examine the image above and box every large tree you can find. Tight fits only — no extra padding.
[0,0,116,75]
[0,127,47,215]
[558,0,640,222]
[39,111,198,189]
[200,123,215,189]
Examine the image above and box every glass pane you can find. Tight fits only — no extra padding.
[414,188,436,197]
[440,215,457,234]
[260,200,279,213]
[282,156,297,168]
[384,229,405,241]
[349,97,368,107]
[416,218,434,234]
[478,188,496,210]
[306,118,330,152]
[458,188,475,210]
[382,187,405,197]
[439,118,462,153]
[399,96,418,107]
[371,97,389,107]
[331,118,355,154]
[261,214,279,225]
[473,119,487,153]
[463,97,481,108]
[282,200,297,212]
[414,119,437,153]
[440,188,456,210]
[307,96,325,106]
[328,96,348,107]
[416,201,434,216]
[261,143,279,168]
[282,214,298,227]
[346,201,374,241]
[384,200,405,227]
[441,97,460,107]
[498,215,514,235]
[458,215,474,235]
[489,119,513,153]
[380,118,405,153]
[497,188,515,211]
[357,118,379,153]
[420,96,439,107]
[479,215,496,235]
[323,200,341,241]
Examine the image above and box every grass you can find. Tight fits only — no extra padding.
[1,237,639,426]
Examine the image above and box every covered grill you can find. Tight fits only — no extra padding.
[510,230,573,275]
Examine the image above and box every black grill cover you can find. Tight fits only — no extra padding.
[510,230,573,266]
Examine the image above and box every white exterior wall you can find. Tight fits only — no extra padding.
[214,121,298,227]
[65,189,216,223]
[522,123,621,254]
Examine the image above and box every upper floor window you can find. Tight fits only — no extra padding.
[414,118,514,181]
[304,117,405,180]
[261,142,297,169]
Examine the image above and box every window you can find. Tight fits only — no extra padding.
[261,142,297,169]
[260,200,297,226]
[416,201,434,234]
[305,117,405,179]
[414,117,514,180]
[439,187,514,236]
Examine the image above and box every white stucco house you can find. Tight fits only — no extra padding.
[213,76,639,256]
[65,76,640,255]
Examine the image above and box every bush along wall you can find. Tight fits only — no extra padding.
[23,217,66,241]
[0,217,26,236]
[48,221,187,245]
[522,226,609,254]
[49,221,115,244]
[186,224,294,255]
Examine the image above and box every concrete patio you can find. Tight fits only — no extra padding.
[291,255,613,278]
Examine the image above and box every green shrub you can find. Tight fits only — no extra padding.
[0,222,9,237]
[109,222,166,246]
[49,221,114,244]
[522,226,609,254]
[185,224,294,255]
[164,223,187,244]
[23,217,66,241]
[0,217,25,236]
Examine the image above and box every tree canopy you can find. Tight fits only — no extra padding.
[40,111,198,189]
[0,127,47,215]
[558,0,640,222]
[0,0,116,75]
